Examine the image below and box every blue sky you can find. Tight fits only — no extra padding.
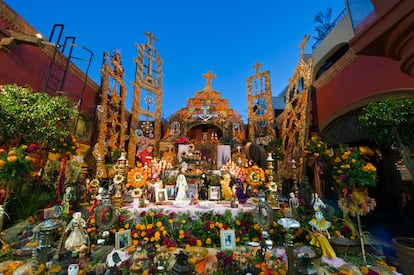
[6,0,344,122]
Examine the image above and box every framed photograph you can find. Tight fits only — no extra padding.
[165,185,176,200]
[220,229,236,250]
[186,184,198,199]
[115,229,131,250]
[208,185,221,200]
[155,188,168,203]
[152,180,163,190]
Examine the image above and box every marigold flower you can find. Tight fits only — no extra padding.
[206,238,212,245]
[7,155,17,162]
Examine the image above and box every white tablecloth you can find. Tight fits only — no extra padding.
[123,201,255,216]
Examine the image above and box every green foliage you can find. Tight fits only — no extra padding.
[304,133,332,159]
[41,159,60,189]
[358,97,414,151]
[8,188,54,222]
[331,145,377,188]
[266,137,284,162]
[0,145,32,184]
[41,159,82,189]
[0,84,77,150]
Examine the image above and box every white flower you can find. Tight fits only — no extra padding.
[113,174,124,184]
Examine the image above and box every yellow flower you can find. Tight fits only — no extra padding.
[188,257,197,265]
[7,155,17,162]
[196,240,202,247]
[359,266,369,275]
[205,238,212,245]
[124,223,129,229]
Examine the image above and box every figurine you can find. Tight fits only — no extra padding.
[199,173,208,200]
[62,186,72,216]
[308,211,336,259]
[175,174,188,201]
[288,192,299,218]
[67,263,79,275]
[65,212,89,251]
[311,193,326,212]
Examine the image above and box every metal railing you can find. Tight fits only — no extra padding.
[312,9,346,50]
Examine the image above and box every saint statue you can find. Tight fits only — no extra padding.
[175,174,188,201]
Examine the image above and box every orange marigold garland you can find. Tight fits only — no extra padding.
[127,164,150,189]
[245,165,266,188]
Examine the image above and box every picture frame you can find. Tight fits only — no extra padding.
[208,185,221,200]
[155,188,168,203]
[165,185,176,200]
[186,184,198,199]
[220,229,236,250]
[115,229,131,250]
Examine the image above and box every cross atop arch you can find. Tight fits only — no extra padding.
[299,35,310,58]
[253,61,262,75]
[202,70,216,90]
[143,32,158,47]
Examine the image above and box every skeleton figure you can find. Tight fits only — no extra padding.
[65,212,89,251]
[67,264,79,275]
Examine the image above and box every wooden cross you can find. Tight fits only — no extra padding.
[143,32,158,47]
[253,61,262,75]
[299,35,310,57]
[202,70,216,90]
